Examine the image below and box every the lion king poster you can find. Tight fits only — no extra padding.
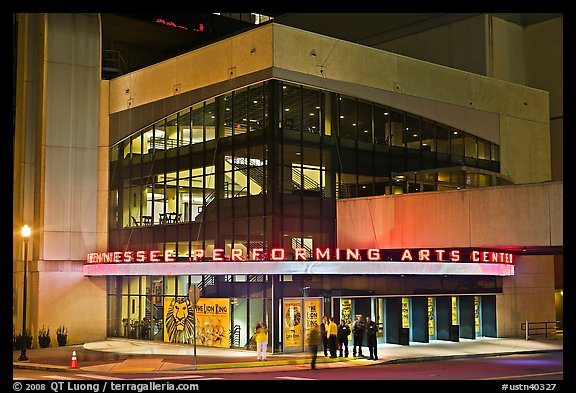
[194,298,230,348]
[163,297,230,347]
[163,297,195,344]
[283,299,302,348]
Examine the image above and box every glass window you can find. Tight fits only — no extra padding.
[451,129,464,162]
[166,114,178,150]
[406,115,421,150]
[389,110,404,147]
[233,88,248,135]
[131,133,143,156]
[302,87,321,134]
[339,95,356,140]
[478,139,490,160]
[374,106,389,145]
[142,127,154,154]
[153,119,166,151]
[357,100,372,144]
[436,125,450,154]
[248,83,265,132]
[491,144,500,162]
[248,145,266,196]
[204,99,216,142]
[337,172,357,199]
[178,108,191,147]
[223,92,233,137]
[421,120,435,152]
[282,82,301,132]
[465,134,477,159]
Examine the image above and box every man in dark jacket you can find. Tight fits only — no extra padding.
[337,318,351,357]
[320,316,329,357]
[366,315,378,360]
[352,314,365,357]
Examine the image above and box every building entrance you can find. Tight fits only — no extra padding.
[332,294,497,347]
[282,297,324,353]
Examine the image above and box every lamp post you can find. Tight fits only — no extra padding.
[18,224,31,361]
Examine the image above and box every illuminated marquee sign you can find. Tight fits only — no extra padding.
[86,247,514,264]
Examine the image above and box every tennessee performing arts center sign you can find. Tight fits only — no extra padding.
[83,247,515,276]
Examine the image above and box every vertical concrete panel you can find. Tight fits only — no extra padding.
[500,115,551,184]
[490,16,525,85]
[43,13,99,264]
[499,255,555,337]
[525,18,563,118]
[38,271,107,344]
[469,185,551,246]
[549,183,563,246]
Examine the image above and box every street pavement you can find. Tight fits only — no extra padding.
[13,335,563,374]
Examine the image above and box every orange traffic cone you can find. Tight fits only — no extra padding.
[69,350,79,369]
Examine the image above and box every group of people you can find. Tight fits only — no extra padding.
[254,314,379,369]
[309,314,378,369]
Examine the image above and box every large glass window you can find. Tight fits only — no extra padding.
[339,95,356,140]
[357,100,372,145]
[389,110,404,147]
[110,79,500,254]
[282,82,301,132]
[302,87,321,134]
[374,105,389,145]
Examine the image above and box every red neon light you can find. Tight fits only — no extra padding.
[294,248,307,260]
[231,248,243,261]
[270,248,285,261]
[368,249,380,261]
[86,248,515,264]
[213,248,224,261]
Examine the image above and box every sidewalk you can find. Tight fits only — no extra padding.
[13,335,563,374]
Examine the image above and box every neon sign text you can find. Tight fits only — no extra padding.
[86,248,513,264]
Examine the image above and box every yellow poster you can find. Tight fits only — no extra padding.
[402,297,410,328]
[474,296,480,334]
[451,296,458,325]
[163,296,195,344]
[341,299,353,339]
[428,297,435,336]
[284,299,302,348]
[194,298,230,348]
[304,298,321,345]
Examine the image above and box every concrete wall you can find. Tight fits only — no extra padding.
[525,17,563,182]
[337,181,562,337]
[107,22,551,185]
[14,13,107,346]
[108,23,274,114]
[271,23,550,185]
[373,14,488,76]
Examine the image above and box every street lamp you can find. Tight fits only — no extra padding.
[18,224,31,361]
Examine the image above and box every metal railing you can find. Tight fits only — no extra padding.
[520,320,562,340]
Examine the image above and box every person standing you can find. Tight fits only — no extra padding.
[366,316,378,360]
[255,321,268,361]
[327,316,339,358]
[307,323,321,370]
[337,318,351,357]
[352,314,365,357]
[320,316,329,357]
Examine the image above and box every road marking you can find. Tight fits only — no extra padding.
[80,374,124,380]
[143,375,205,380]
[276,376,316,380]
[479,371,563,380]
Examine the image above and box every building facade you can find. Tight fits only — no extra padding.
[13,14,562,351]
